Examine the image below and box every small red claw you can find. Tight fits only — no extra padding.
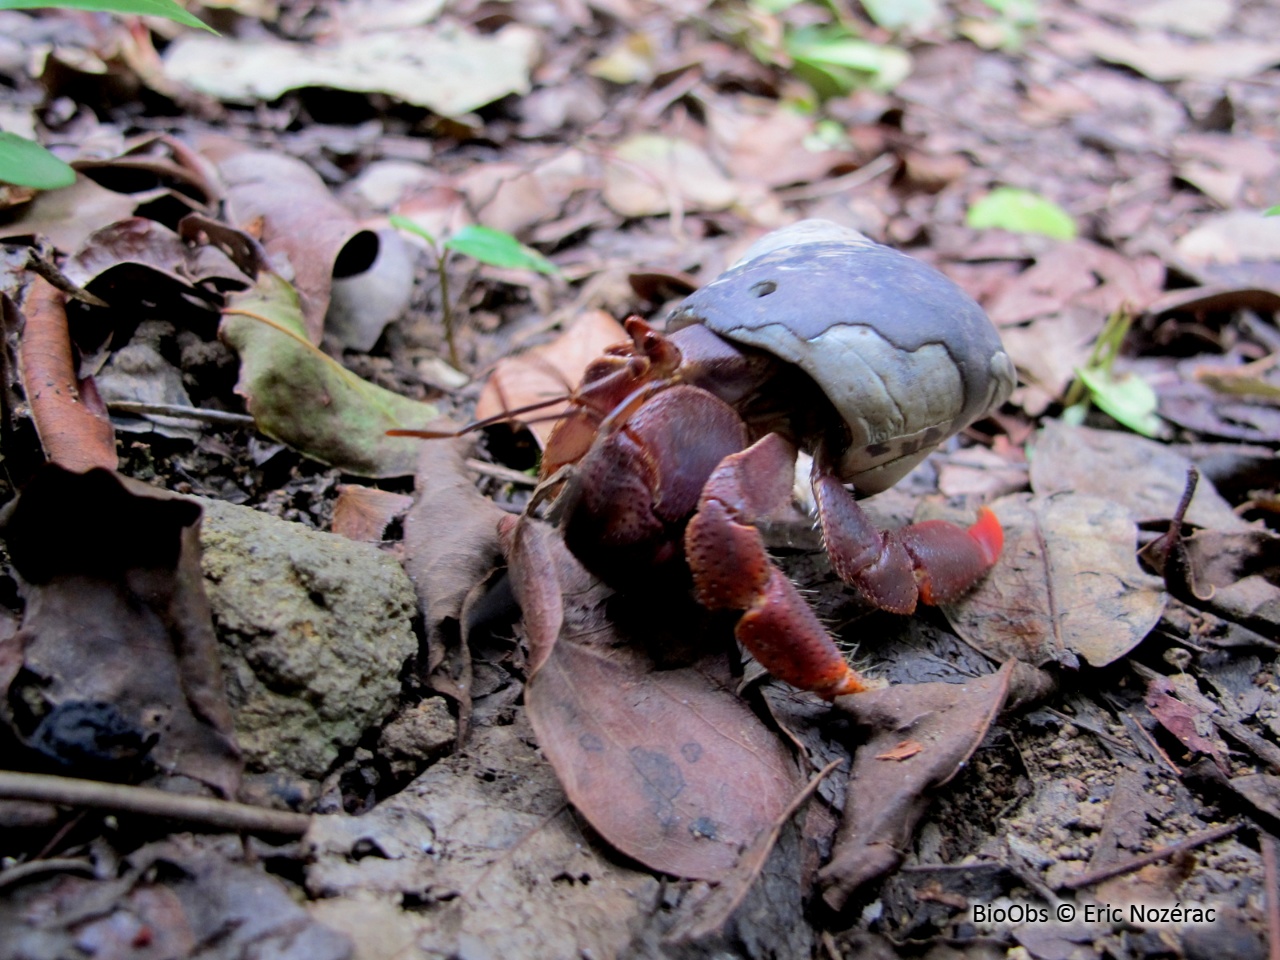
[897,506,1003,606]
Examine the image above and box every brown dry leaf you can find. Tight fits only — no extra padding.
[986,241,1163,327]
[936,445,1029,499]
[202,138,376,342]
[819,663,1014,910]
[1175,211,1280,267]
[513,518,804,881]
[941,493,1167,669]
[1079,28,1280,82]
[64,217,247,318]
[475,309,627,446]
[17,277,117,473]
[331,485,413,541]
[0,466,241,797]
[603,134,739,218]
[1029,420,1252,531]
[1144,674,1230,772]
[709,98,851,189]
[0,176,152,253]
[455,149,594,239]
[401,437,506,673]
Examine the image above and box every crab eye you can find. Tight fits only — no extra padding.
[749,280,777,297]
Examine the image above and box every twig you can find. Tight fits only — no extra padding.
[0,857,95,891]
[0,771,310,837]
[774,153,897,202]
[1058,821,1239,890]
[1265,835,1280,960]
[0,855,93,896]
[464,458,537,487]
[107,400,257,428]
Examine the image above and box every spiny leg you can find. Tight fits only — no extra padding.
[684,433,869,699]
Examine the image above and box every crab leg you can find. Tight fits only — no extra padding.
[813,471,1002,616]
[685,434,869,699]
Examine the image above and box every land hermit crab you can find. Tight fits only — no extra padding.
[524,220,1016,698]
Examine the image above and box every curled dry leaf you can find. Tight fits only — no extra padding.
[819,663,1015,911]
[64,217,246,301]
[18,277,118,473]
[202,138,377,343]
[474,309,628,446]
[220,270,438,478]
[941,492,1167,669]
[509,516,805,881]
[0,466,240,797]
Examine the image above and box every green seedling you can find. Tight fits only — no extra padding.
[0,0,214,188]
[1063,306,1163,438]
[389,216,559,369]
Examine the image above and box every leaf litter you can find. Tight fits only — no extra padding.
[1,0,1280,956]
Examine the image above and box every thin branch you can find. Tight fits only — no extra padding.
[0,771,310,837]
[107,400,256,427]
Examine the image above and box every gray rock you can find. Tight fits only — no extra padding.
[198,498,418,779]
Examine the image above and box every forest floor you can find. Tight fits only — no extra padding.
[1,1,1280,958]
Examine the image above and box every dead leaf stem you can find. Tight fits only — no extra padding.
[0,772,310,836]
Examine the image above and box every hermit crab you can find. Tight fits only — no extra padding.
[523,220,1016,699]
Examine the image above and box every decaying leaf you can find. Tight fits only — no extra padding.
[220,270,438,477]
[0,466,241,797]
[820,663,1015,910]
[941,492,1167,669]
[509,516,805,881]
[17,277,117,472]
[306,720,657,958]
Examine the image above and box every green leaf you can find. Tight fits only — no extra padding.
[0,0,215,31]
[0,132,76,189]
[860,0,939,32]
[220,271,439,478]
[785,28,912,94]
[1075,365,1163,438]
[966,187,1077,240]
[388,214,438,249]
[444,224,560,275]
[1266,205,1280,216]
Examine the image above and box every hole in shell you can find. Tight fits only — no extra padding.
[749,280,777,297]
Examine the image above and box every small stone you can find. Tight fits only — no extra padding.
[379,698,457,777]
